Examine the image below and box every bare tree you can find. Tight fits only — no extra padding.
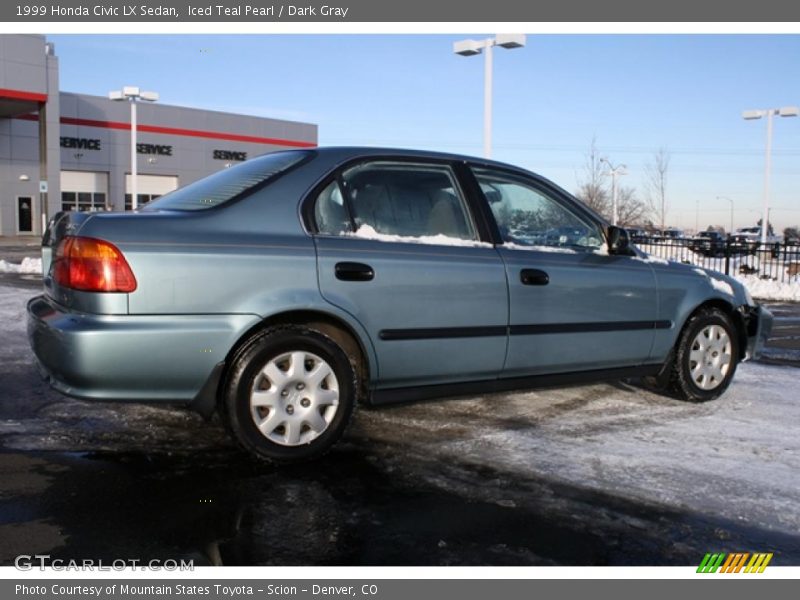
[615,186,647,227]
[574,136,609,216]
[645,148,670,230]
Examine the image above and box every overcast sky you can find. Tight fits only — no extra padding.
[48,34,800,232]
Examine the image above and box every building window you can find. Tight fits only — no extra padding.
[61,192,77,212]
[125,193,160,210]
[61,191,107,212]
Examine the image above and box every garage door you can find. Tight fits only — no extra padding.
[60,171,109,212]
[125,174,178,210]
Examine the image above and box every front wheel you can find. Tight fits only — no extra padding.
[668,307,739,402]
[221,325,357,463]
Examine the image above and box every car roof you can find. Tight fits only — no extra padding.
[303,146,526,171]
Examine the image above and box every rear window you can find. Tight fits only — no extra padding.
[144,150,309,211]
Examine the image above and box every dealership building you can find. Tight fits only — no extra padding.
[0,34,318,237]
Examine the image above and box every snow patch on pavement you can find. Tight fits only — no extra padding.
[362,362,800,536]
[0,257,42,275]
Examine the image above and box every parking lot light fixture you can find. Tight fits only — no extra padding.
[454,35,526,158]
[109,86,159,210]
[599,158,626,226]
[742,106,798,244]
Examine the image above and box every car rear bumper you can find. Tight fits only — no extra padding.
[741,304,773,361]
[27,294,259,404]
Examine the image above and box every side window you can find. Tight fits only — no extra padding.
[314,161,477,242]
[315,180,352,235]
[472,167,605,251]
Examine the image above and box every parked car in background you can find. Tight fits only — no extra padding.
[689,231,726,257]
[730,226,780,257]
[624,227,648,243]
[27,147,773,462]
[659,228,685,240]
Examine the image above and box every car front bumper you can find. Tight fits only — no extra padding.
[741,304,773,361]
[27,294,259,404]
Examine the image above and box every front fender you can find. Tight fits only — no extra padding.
[649,264,745,363]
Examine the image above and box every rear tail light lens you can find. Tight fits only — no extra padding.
[52,236,137,293]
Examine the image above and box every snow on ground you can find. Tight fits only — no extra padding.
[737,275,800,302]
[360,361,800,537]
[0,257,41,274]
[2,280,800,544]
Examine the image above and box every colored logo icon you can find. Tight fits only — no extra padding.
[697,552,773,573]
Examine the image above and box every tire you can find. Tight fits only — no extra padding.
[221,325,357,463]
[668,307,739,402]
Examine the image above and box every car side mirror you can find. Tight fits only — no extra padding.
[607,226,633,255]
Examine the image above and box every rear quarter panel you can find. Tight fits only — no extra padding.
[73,166,380,383]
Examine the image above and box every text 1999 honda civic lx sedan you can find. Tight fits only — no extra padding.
[28,147,772,462]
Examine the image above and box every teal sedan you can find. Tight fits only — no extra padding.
[27,147,772,462]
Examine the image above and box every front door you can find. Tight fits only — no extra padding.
[470,166,660,377]
[313,159,509,389]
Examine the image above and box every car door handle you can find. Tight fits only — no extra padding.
[335,262,375,282]
[520,268,549,286]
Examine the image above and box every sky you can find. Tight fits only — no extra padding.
[47,34,800,233]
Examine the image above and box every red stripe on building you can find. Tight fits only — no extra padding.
[0,88,48,103]
[59,116,316,148]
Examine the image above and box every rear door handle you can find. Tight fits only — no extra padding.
[520,268,549,286]
[335,262,375,282]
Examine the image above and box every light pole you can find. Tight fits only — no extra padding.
[599,158,626,226]
[715,196,735,235]
[454,34,526,158]
[742,106,798,244]
[695,199,700,233]
[109,86,159,210]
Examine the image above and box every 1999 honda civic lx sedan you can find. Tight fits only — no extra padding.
[28,147,772,462]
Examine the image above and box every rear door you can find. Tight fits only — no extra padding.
[469,165,660,377]
[312,159,509,389]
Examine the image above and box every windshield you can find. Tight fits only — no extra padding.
[144,150,310,211]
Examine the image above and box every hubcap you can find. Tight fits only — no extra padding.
[688,324,732,391]
[249,351,339,446]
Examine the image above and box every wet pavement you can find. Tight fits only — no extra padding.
[1,275,800,566]
[759,303,800,366]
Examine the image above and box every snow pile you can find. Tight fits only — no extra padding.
[0,257,42,275]
[735,275,800,302]
[349,225,493,248]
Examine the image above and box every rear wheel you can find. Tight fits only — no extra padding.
[668,307,739,402]
[221,325,357,462]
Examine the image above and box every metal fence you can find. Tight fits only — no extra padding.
[633,237,800,284]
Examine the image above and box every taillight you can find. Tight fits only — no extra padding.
[52,236,137,293]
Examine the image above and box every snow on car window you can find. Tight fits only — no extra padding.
[349,225,492,248]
